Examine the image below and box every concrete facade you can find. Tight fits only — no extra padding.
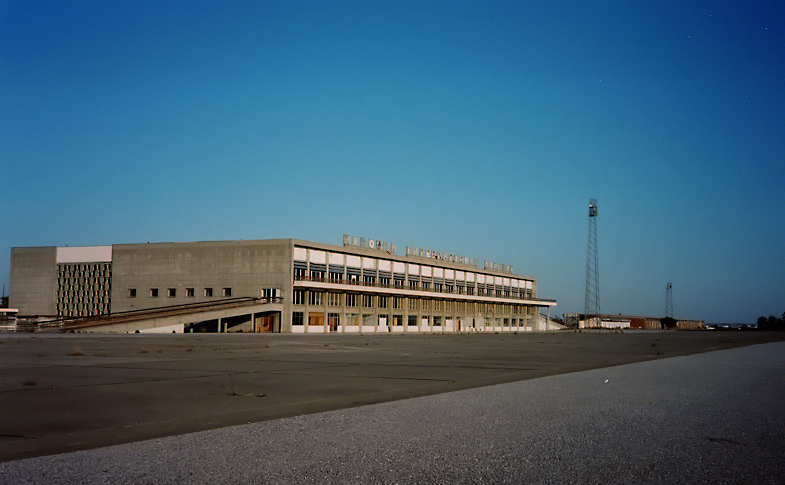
[9,238,557,333]
[111,239,291,313]
[9,247,57,316]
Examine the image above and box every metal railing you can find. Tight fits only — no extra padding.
[293,275,556,303]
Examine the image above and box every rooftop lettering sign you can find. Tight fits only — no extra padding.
[484,261,514,274]
[342,234,515,274]
[343,234,396,254]
[405,245,479,268]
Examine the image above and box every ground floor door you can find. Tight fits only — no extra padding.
[259,314,275,333]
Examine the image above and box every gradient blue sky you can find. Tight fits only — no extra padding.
[2,1,783,323]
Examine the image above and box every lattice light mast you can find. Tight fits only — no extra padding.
[666,283,674,319]
[584,198,601,327]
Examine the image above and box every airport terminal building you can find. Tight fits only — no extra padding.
[9,236,557,333]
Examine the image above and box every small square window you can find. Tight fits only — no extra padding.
[150,288,159,298]
[128,288,137,298]
[167,288,176,297]
[186,288,195,297]
[204,288,213,297]
[222,287,232,297]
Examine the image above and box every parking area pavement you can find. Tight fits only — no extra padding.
[2,338,784,484]
[1,331,783,462]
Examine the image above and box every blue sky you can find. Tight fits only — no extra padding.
[2,1,783,323]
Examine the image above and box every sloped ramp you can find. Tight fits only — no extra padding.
[23,298,282,333]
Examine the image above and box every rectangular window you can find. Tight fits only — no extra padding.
[222,287,232,297]
[294,267,306,280]
[345,294,357,307]
[393,297,402,309]
[293,289,305,305]
[204,287,213,297]
[308,291,323,306]
[292,311,304,325]
[128,288,137,298]
[379,277,390,286]
[186,288,195,297]
[309,312,324,326]
[167,288,176,298]
[149,288,159,298]
[408,315,417,326]
[362,294,374,308]
[328,292,341,306]
[378,296,388,309]
[310,269,325,280]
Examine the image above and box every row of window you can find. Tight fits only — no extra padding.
[292,312,533,326]
[128,287,233,298]
[293,256,531,288]
[292,290,533,315]
[294,271,534,299]
[58,263,111,276]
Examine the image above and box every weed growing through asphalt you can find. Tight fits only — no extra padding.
[22,376,37,386]
[226,375,245,397]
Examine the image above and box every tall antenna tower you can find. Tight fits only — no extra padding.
[665,283,673,319]
[584,198,601,327]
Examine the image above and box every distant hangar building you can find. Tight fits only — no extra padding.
[9,236,557,333]
[563,314,705,330]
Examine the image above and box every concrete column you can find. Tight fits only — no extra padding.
[323,294,328,333]
[546,306,551,331]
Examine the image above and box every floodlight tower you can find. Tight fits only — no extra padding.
[666,283,674,319]
[584,198,601,327]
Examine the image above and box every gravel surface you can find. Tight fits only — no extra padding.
[3,341,784,484]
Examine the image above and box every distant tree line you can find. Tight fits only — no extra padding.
[757,313,785,331]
